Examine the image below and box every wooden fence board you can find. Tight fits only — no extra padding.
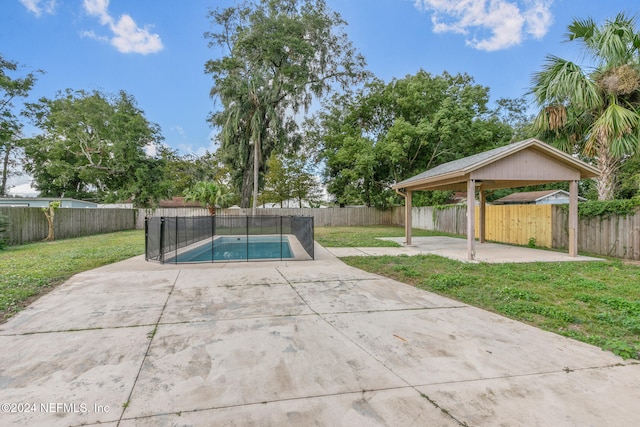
[139,207,402,229]
[0,207,136,245]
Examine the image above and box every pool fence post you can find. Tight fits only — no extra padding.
[211,215,215,263]
[159,217,165,264]
[280,216,283,260]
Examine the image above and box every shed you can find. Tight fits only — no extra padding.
[392,138,599,260]
[493,189,587,205]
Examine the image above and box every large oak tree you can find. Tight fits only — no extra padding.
[22,89,167,206]
[312,71,526,207]
[0,54,40,196]
[205,0,367,209]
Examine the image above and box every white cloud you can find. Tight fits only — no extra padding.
[7,181,39,197]
[414,0,553,51]
[172,125,186,137]
[19,0,56,17]
[83,0,163,55]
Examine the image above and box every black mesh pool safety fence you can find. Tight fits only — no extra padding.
[145,215,314,263]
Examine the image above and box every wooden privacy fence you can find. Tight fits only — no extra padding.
[138,207,403,229]
[552,207,640,260]
[408,205,556,248]
[404,204,640,260]
[0,207,137,245]
[3,204,639,259]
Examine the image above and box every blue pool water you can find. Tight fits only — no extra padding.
[174,236,293,262]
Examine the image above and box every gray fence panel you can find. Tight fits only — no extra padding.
[0,207,136,245]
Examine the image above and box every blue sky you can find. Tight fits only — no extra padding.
[3,0,639,195]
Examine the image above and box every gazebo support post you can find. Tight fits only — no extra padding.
[479,188,486,243]
[405,190,412,245]
[467,179,475,260]
[569,180,578,257]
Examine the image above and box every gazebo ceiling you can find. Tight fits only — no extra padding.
[392,138,599,192]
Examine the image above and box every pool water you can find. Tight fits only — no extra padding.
[174,236,293,262]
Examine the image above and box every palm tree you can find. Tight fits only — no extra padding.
[530,13,640,200]
[183,181,235,216]
[218,74,280,214]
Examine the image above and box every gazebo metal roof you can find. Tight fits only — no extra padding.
[393,138,599,192]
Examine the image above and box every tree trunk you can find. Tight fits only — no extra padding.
[42,207,55,241]
[240,164,253,208]
[252,135,260,216]
[1,144,12,196]
[595,142,620,200]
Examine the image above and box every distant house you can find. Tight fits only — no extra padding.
[259,199,324,208]
[0,197,98,208]
[493,190,586,205]
[100,197,204,209]
[157,197,202,208]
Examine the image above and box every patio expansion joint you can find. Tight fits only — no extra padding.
[116,269,182,426]
[154,312,320,327]
[0,322,161,337]
[285,277,384,285]
[115,385,424,424]
[275,267,467,426]
[413,361,635,389]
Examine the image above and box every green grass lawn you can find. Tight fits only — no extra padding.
[318,226,640,360]
[0,229,145,322]
[314,225,448,247]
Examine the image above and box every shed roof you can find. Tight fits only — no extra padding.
[493,189,587,204]
[393,138,599,192]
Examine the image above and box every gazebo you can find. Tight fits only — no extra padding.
[392,138,599,260]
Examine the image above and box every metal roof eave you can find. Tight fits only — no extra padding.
[392,138,600,191]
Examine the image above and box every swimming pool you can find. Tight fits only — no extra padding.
[173,235,293,263]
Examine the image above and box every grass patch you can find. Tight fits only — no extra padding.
[0,230,145,322]
[343,254,640,359]
[314,225,449,247]
[316,226,640,359]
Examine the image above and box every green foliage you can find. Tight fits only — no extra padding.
[22,89,167,206]
[161,150,228,197]
[527,237,537,248]
[206,0,367,207]
[183,181,235,215]
[314,71,527,207]
[1,54,41,196]
[531,13,640,200]
[0,230,144,321]
[559,198,640,218]
[0,214,9,250]
[261,150,323,208]
[412,191,455,207]
[616,155,640,199]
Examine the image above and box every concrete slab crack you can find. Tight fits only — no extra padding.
[116,270,182,426]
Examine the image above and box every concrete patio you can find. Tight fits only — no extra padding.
[0,243,637,426]
[325,236,603,263]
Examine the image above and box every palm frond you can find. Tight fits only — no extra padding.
[592,13,638,67]
[587,101,640,156]
[566,17,597,42]
[531,55,602,110]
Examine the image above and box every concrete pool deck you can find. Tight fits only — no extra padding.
[0,243,638,426]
